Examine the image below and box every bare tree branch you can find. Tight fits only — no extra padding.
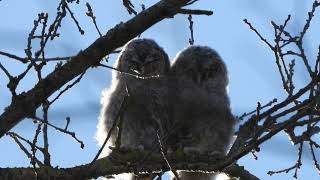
[178,8,213,15]
[0,0,195,138]
[0,150,259,180]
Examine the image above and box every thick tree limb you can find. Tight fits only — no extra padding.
[2,108,312,180]
[0,0,193,138]
[0,150,259,180]
[224,163,260,180]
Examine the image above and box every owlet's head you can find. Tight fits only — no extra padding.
[115,38,170,78]
[171,45,229,90]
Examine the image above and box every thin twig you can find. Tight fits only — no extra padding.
[32,117,84,149]
[157,132,180,180]
[85,2,111,62]
[309,141,320,174]
[25,13,44,80]
[243,19,274,50]
[123,0,137,15]
[6,132,44,167]
[90,93,130,165]
[178,9,213,16]
[31,124,42,180]
[49,71,86,105]
[230,73,320,155]
[86,2,102,37]
[188,14,194,45]
[186,0,199,6]
[0,62,13,79]
[0,50,119,63]
[50,0,67,40]
[98,63,162,80]
[0,50,28,63]
[272,15,293,95]
[42,101,51,166]
[65,2,84,35]
[6,132,44,152]
[268,142,304,178]
[238,98,277,120]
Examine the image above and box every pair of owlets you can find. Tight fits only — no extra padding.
[96,39,235,180]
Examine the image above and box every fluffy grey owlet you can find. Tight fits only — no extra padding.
[169,46,235,180]
[96,38,170,180]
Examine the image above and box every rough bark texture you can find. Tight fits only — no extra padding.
[0,150,259,180]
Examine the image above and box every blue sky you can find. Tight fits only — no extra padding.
[0,0,320,179]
